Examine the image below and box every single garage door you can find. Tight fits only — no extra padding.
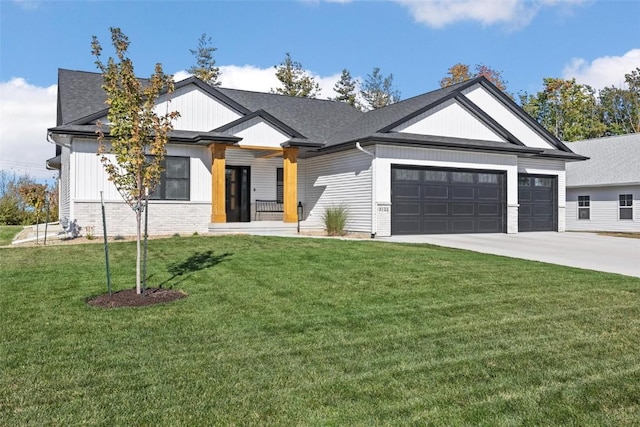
[391,166,506,235]
[518,174,557,232]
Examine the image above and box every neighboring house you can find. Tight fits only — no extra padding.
[566,134,640,232]
[47,69,585,237]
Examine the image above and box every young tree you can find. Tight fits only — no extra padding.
[271,52,321,98]
[92,27,179,294]
[188,33,221,86]
[440,63,508,92]
[18,182,47,242]
[359,67,401,110]
[331,68,360,109]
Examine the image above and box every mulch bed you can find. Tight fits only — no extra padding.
[87,287,186,308]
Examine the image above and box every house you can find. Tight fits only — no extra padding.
[566,134,639,232]
[46,68,586,237]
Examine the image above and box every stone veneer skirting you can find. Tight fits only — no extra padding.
[73,201,211,236]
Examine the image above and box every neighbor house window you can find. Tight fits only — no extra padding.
[149,156,190,200]
[619,194,633,220]
[578,195,590,220]
[276,168,284,203]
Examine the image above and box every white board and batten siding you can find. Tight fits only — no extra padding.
[302,149,373,233]
[71,139,212,202]
[68,138,214,235]
[392,98,506,143]
[462,85,555,150]
[566,185,640,232]
[226,149,287,205]
[155,85,243,132]
[226,117,290,149]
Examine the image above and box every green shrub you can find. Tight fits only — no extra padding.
[322,204,349,236]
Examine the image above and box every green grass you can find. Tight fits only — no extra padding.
[1,235,639,425]
[0,225,23,245]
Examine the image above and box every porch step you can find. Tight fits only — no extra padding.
[207,221,299,236]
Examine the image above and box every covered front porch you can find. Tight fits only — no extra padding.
[208,142,302,226]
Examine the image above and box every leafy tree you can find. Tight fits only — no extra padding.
[271,52,321,98]
[440,63,508,92]
[331,68,360,109]
[188,33,221,86]
[18,182,47,242]
[92,27,179,294]
[520,78,605,141]
[359,67,401,110]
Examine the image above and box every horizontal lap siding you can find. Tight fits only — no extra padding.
[303,149,372,232]
[566,185,640,232]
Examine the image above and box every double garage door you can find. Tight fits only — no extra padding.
[391,166,556,235]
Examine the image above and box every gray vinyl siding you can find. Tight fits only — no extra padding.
[302,149,372,232]
[566,185,640,232]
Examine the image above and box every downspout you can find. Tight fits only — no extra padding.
[355,142,377,238]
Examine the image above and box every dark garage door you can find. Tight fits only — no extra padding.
[391,166,506,235]
[518,174,557,232]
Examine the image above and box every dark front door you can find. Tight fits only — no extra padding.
[518,174,557,231]
[391,166,506,235]
[226,166,251,222]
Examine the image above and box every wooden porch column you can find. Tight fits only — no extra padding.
[283,147,299,223]
[211,144,226,223]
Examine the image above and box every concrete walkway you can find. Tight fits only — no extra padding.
[380,232,640,278]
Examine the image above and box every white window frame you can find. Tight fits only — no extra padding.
[578,195,590,220]
[619,194,633,220]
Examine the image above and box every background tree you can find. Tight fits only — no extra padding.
[271,52,321,98]
[92,27,179,294]
[520,78,605,141]
[0,171,33,225]
[359,67,401,110]
[188,33,221,86]
[331,68,360,109]
[440,63,508,92]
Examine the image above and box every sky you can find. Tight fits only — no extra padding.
[0,0,639,183]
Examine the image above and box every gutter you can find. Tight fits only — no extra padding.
[355,142,377,238]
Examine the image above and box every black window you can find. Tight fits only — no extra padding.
[276,168,284,203]
[149,156,190,200]
[578,195,590,220]
[619,194,633,220]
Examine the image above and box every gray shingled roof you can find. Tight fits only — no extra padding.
[52,69,582,160]
[57,69,109,125]
[566,134,640,187]
[217,87,362,144]
[324,80,467,146]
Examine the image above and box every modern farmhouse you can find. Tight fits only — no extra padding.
[47,69,586,237]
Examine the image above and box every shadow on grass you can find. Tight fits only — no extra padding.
[157,250,232,288]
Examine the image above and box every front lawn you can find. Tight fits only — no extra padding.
[1,235,639,425]
[0,225,23,246]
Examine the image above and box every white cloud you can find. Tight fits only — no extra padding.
[394,0,587,30]
[174,65,345,99]
[0,78,58,181]
[562,49,640,89]
[0,67,351,184]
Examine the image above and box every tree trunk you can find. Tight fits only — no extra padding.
[136,207,142,294]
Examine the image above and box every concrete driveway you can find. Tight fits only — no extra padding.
[381,232,640,278]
